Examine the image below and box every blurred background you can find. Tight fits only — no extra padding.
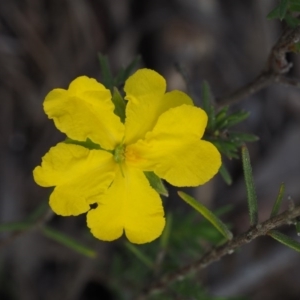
[1,0,300,299]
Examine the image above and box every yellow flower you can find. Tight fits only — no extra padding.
[33,69,221,244]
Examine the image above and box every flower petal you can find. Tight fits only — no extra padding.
[124,69,193,144]
[126,105,221,186]
[33,143,117,216]
[44,76,124,150]
[87,165,165,244]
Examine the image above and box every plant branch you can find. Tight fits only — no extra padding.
[136,204,300,300]
[217,25,300,107]
[0,208,53,249]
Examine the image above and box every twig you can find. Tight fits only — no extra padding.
[136,204,300,299]
[217,25,300,107]
[0,208,53,249]
[274,75,300,88]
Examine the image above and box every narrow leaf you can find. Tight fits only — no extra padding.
[241,145,258,226]
[267,6,281,20]
[0,222,31,232]
[64,137,102,150]
[284,14,300,28]
[215,106,229,129]
[120,55,141,84]
[201,81,215,130]
[111,87,126,123]
[144,172,168,197]
[289,3,300,12]
[211,140,239,159]
[42,226,97,258]
[26,201,50,222]
[160,213,172,248]
[270,182,285,217]
[178,191,233,240]
[279,0,289,20]
[219,163,232,185]
[225,111,249,128]
[229,132,259,143]
[269,230,300,252]
[295,219,300,236]
[124,242,154,269]
[295,42,300,53]
[98,53,114,90]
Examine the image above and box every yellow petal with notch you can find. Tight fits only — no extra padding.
[87,165,165,244]
[126,105,221,186]
[124,69,193,144]
[44,76,124,150]
[33,143,117,216]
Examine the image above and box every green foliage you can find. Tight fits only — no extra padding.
[124,242,154,269]
[268,230,300,252]
[98,53,141,91]
[98,53,114,90]
[144,172,169,197]
[270,183,285,217]
[267,0,300,27]
[64,137,102,150]
[295,218,300,235]
[0,201,96,259]
[241,145,258,226]
[219,163,232,185]
[112,87,126,123]
[42,226,97,258]
[201,81,216,131]
[178,191,233,240]
[113,55,141,88]
[201,81,258,163]
[109,209,232,299]
[98,53,140,122]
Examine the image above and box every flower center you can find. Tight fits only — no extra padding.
[113,144,125,164]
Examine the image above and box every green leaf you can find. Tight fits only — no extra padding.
[241,145,258,226]
[219,163,232,185]
[279,0,289,20]
[214,110,250,131]
[267,6,281,20]
[114,55,141,87]
[201,81,211,114]
[26,201,50,222]
[224,111,249,129]
[178,191,233,240]
[42,226,97,258]
[215,106,229,122]
[268,230,300,252]
[284,14,300,28]
[98,53,114,90]
[160,213,172,248]
[295,42,300,53]
[295,219,300,235]
[289,3,300,12]
[64,137,102,150]
[124,241,154,269]
[229,132,259,143]
[111,87,126,123]
[270,182,285,217]
[144,172,168,197]
[0,221,31,232]
[201,81,215,130]
[211,140,239,159]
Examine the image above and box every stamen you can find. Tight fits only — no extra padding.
[113,144,125,164]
